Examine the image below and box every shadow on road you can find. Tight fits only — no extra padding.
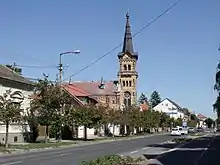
[144,136,219,165]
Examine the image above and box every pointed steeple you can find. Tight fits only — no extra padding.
[122,12,134,54]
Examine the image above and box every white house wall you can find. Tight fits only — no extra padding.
[153,99,184,119]
[0,84,33,143]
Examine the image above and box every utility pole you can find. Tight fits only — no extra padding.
[57,50,80,142]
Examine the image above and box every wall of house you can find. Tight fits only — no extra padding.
[0,80,33,143]
[77,125,120,139]
[153,99,184,119]
[95,95,120,109]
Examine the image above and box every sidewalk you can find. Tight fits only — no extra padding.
[0,132,168,156]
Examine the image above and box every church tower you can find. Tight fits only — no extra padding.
[118,13,138,108]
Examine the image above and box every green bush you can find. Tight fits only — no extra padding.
[79,155,144,165]
[172,138,192,143]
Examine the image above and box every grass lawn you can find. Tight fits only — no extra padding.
[8,141,77,150]
[0,147,10,153]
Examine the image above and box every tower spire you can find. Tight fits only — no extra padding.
[122,12,134,54]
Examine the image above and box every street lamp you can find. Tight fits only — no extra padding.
[59,50,80,83]
[58,50,80,142]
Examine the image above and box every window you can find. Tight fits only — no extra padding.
[124,91,131,107]
[14,136,18,142]
[124,65,127,71]
[129,81,132,87]
[128,64,131,70]
[123,81,125,87]
[126,81,128,86]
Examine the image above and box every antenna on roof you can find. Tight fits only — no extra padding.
[69,77,71,84]
[99,76,105,89]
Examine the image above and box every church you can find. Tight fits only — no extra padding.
[63,13,138,110]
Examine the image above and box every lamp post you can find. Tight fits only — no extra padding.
[59,50,80,84]
[58,50,80,142]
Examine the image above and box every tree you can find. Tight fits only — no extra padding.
[159,112,171,128]
[182,108,191,116]
[0,90,23,148]
[72,105,104,140]
[213,96,220,125]
[149,91,161,108]
[105,108,121,137]
[190,114,199,123]
[138,93,148,104]
[188,120,197,127]
[31,74,68,143]
[173,118,182,127]
[214,64,220,126]
[205,118,214,128]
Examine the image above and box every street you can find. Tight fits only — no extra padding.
[146,133,219,165]
[0,134,173,165]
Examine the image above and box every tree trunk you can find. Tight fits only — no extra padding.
[44,125,49,143]
[5,122,9,148]
[112,124,115,137]
[84,126,87,141]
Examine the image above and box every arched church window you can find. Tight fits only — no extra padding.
[129,81,132,87]
[128,64,131,71]
[124,91,131,107]
[124,64,127,71]
[126,81,128,86]
[122,81,125,87]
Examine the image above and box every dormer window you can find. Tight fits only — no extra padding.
[99,84,105,89]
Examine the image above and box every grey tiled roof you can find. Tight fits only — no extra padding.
[0,65,33,85]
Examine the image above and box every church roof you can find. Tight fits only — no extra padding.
[118,13,138,59]
[65,81,119,96]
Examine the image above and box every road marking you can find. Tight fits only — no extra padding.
[193,135,216,165]
[0,161,23,165]
[142,147,150,150]
[130,150,138,154]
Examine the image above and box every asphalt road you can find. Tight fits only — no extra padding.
[0,134,173,165]
[149,134,219,165]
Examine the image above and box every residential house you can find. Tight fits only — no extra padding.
[196,113,207,128]
[63,81,121,138]
[140,101,149,111]
[153,98,186,120]
[0,65,34,143]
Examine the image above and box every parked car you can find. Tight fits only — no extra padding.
[188,127,196,133]
[170,127,182,136]
[197,127,204,132]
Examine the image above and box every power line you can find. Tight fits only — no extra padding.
[62,0,183,82]
[16,64,57,69]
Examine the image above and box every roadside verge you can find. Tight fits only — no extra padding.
[0,132,168,156]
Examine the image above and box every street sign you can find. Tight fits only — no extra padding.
[182,121,187,127]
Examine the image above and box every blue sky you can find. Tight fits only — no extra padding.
[1,0,220,118]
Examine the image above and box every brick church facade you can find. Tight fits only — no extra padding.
[64,13,138,109]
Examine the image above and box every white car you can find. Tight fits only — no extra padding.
[170,127,182,136]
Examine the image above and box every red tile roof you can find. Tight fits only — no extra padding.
[68,81,118,96]
[197,113,207,120]
[63,84,91,97]
[140,103,149,111]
